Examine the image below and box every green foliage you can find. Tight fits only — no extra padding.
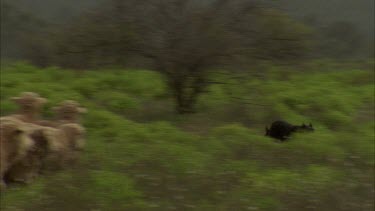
[90,171,145,210]
[253,9,313,61]
[0,62,373,210]
[94,91,139,113]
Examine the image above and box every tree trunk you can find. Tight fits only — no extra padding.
[174,88,196,114]
[171,76,204,114]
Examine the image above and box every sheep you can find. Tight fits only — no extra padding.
[265,120,314,141]
[4,121,86,182]
[9,92,48,123]
[1,94,87,186]
[0,118,34,189]
[38,123,86,171]
[4,128,50,184]
[0,116,48,183]
[38,100,87,169]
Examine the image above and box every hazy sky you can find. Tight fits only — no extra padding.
[3,0,374,39]
[4,0,374,29]
[277,0,374,36]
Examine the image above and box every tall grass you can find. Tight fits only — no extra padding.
[0,62,373,211]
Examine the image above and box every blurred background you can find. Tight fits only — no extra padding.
[0,0,374,210]
[1,0,374,68]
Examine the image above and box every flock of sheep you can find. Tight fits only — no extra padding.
[0,92,87,190]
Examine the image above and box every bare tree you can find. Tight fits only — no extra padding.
[58,0,310,113]
[115,0,261,113]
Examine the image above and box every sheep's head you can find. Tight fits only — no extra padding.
[11,92,47,114]
[53,100,87,122]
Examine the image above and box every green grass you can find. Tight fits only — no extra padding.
[0,62,374,211]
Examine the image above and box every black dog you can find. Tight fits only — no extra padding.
[265,120,314,141]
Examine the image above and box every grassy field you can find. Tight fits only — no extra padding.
[0,62,374,211]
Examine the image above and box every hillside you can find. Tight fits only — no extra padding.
[0,62,374,210]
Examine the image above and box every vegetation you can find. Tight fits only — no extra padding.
[54,0,312,114]
[1,0,373,210]
[4,0,372,114]
[0,62,373,210]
